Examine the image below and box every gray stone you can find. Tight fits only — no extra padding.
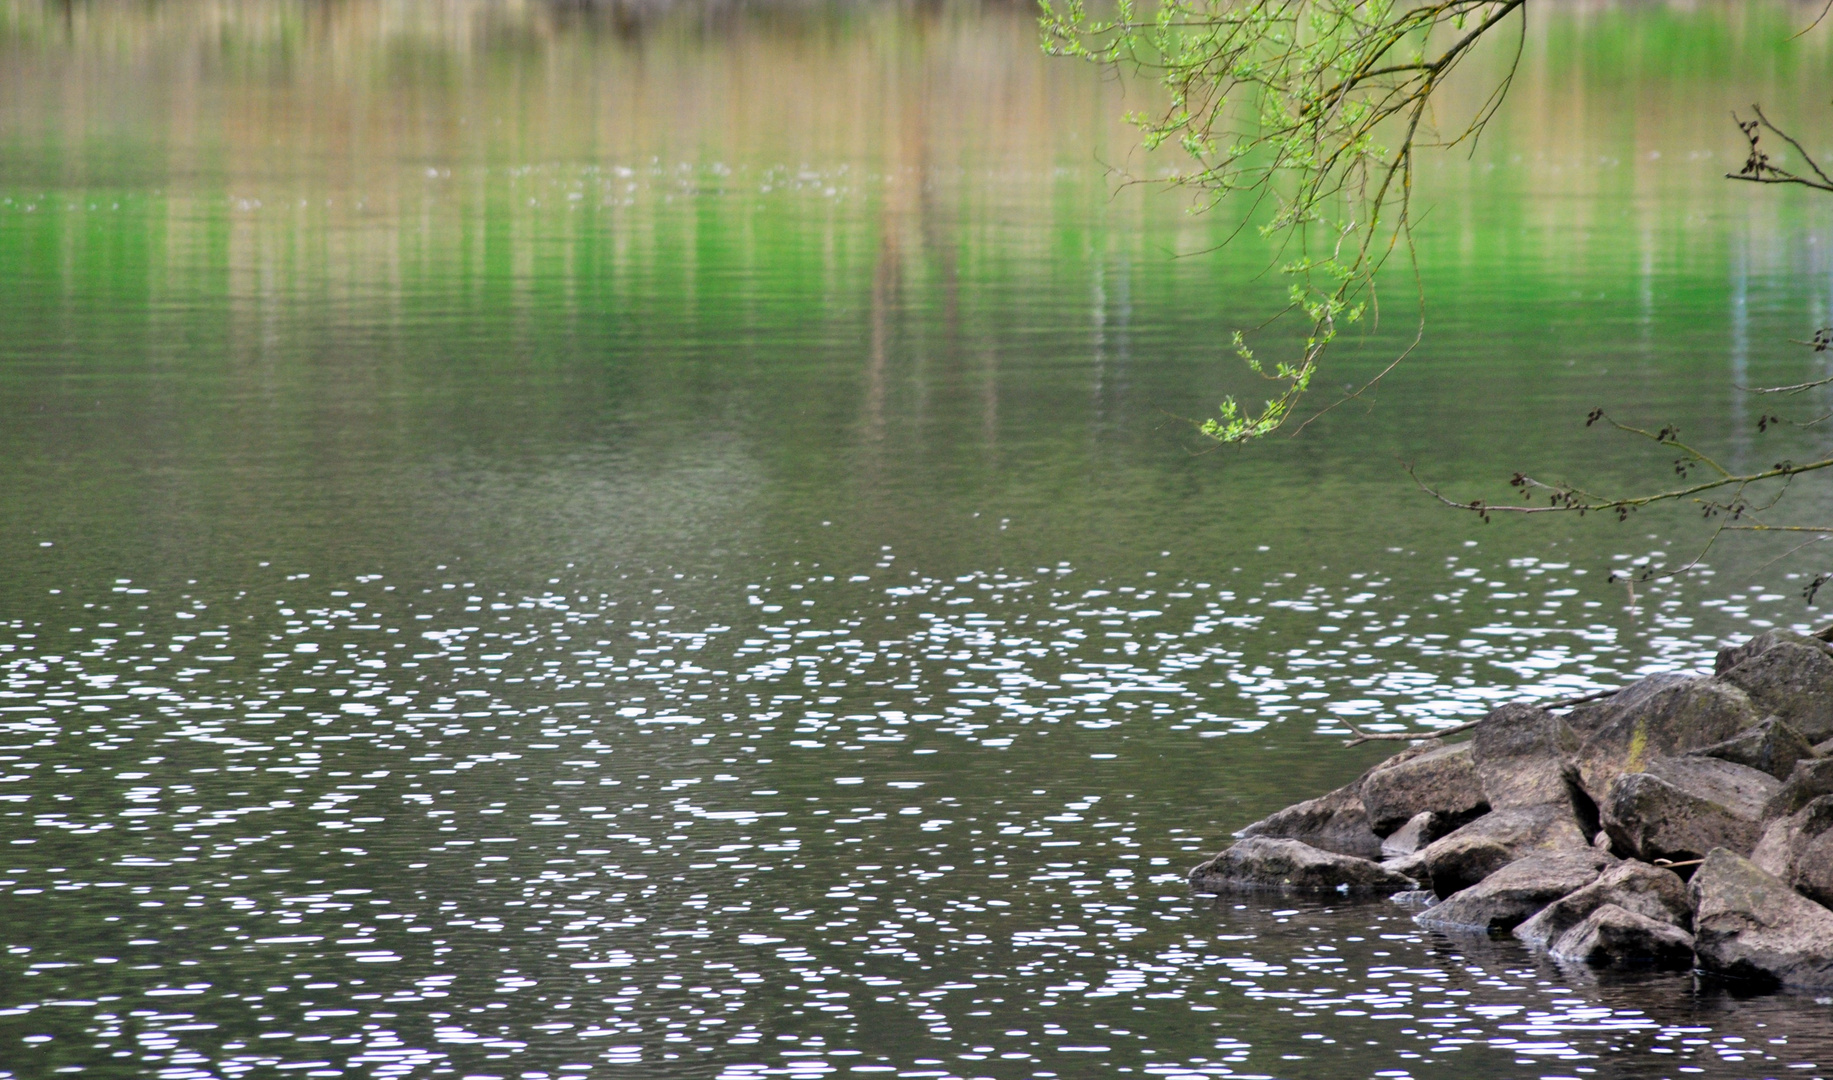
[1359,741,1488,837]
[1548,903,1696,969]
[1382,850,1428,883]
[1417,804,1592,898]
[1688,716,1818,780]
[1471,704,1584,811]
[1514,860,1691,950]
[1715,629,1833,678]
[1381,811,1452,860]
[1690,847,1833,988]
[1762,757,1833,819]
[1720,642,1833,743]
[1560,672,1692,737]
[1781,833,1833,912]
[1751,794,1833,873]
[1601,757,1778,864]
[1235,743,1448,857]
[1414,849,1615,934]
[1188,838,1417,895]
[1235,784,1383,860]
[1574,677,1763,801]
[1749,795,1833,909]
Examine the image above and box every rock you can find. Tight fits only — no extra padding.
[1781,834,1833,913]
[1390,890,1437,907]
[1235,784,1383,860]
[1188,838,1418,895]
[1720,642,1833,743]
[1601,757,1778,864]
[1382,850,1427,883]
[1749,795,1833,909]
[1688,716,1818,780]
[1235,743,1445,858]
[1381,811,1453,859]
[1574,677,1763,800]
[1561,672,1692,736]
[1470,704,1585,811]
[1413,849,1615,934]
[1752,794,1833,873]
[1359,742,1488,836]
[1690,847,1833,988]
[1548,903,1696,969]
[1417,804,1592,898]
[1715,629,1833,678]
[1514,860,1691,950]
[1762,757,1833,819]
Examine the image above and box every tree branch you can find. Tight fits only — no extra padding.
[1041,0,1530,444]
[1728,104,1833,193]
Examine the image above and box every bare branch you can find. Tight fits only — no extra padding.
[1408,441,1833,522]
[1794,0,1833,40]
[1337,717,1479,746]
[1729,104,1833,193]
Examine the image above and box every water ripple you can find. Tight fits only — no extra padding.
[0,551,1826,1078]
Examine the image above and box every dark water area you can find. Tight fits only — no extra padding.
[8,1,1833,1077]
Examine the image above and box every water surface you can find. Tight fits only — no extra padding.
[7,2,1833,1077]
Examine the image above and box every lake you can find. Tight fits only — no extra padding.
[5,0,1833,1077]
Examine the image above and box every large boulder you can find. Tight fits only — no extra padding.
[1189,838,1417,894]
[1720,642,1833,743]
[1417,804,1592,898]
[1763,757,1833,819]
[1413,848,1614,934]
[1470,704,1585,811]
[1359,742,1488,837]
[1514,859,1691,949]
[1573,677,1763,800]
[1715,629,1833,678]
[1690,847,1833,988]
[1560,672,1692,737]
[1548,904,1696,969]
[1234,784,1383,860]
[1750,794,1833,875]
[1234,742,1447,858]
[1750,795,1833,909]
[1601,756,1778,864]
[1687,716,1818,781]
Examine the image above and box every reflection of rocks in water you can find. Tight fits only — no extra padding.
[1194,628,1833,990]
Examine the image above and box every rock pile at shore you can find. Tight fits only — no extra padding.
[1190,628,1833,988]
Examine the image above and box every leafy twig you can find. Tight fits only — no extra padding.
[1041,0,1529,443]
